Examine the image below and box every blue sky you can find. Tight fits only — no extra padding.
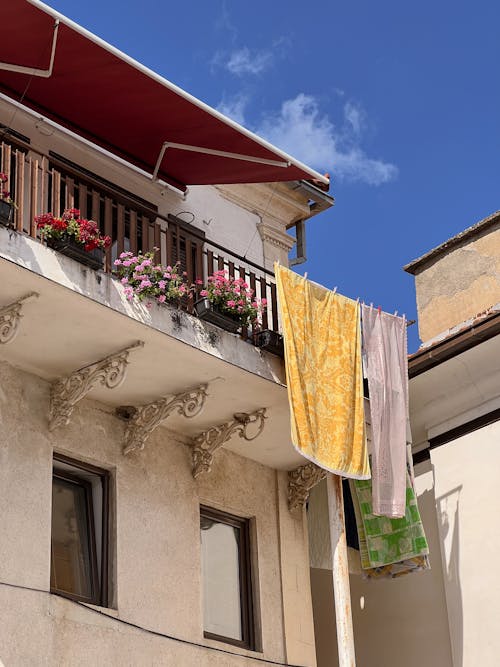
[48,0,500,350]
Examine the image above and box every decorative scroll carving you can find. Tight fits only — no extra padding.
[123,384,208,455]
[191,408,267,478]
[49,341,144,431]
[288,463,327,511]
[0,292,38,344]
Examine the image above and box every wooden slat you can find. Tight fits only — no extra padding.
[117,203,125,257]
[141,216,149,253]
[52,169,61,216]
[15,150,24,232]
[79,183,88,218]
[104,196,113,272]
[2,143,11,182]
[239,264,248,340]
[129,210,138,254]
[66,176,75,209]
[260,276,268,330]
[166,225,174,266]
[218,255,225,272]
[270,281,278,332]
[154,220,161,262]
[207,249,214,276]
[40,157,48,213]
[185,238,194,312]
[195,239,204,284]
[91,190,100,221]
[228,260,235,279]
[30,158,39,238]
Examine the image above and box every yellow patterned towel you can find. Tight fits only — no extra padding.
[275,265,370,479]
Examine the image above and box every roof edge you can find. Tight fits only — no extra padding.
[404,210,500,275]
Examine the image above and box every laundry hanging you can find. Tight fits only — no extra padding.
[361,305,409,518]
[275,264,370,479]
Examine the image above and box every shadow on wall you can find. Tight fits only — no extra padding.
[436,484,463,667]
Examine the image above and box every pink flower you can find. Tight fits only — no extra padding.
[200,289,208,297]
[261,298,268,306]
[226,300,236,308]
[164,272,171,279]
[158,295,166,303]
[195,279,203,285]
[123,260,131,267]
[140,279,152,288]
[114,259,122,266]
[158,280,167,290]
[121,277,129,284]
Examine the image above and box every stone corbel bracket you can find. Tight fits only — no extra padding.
[123,384,208,455]
[0,292,39,344]
[191,408,267,478]
[49,341,144,431]
[288,462,327,511]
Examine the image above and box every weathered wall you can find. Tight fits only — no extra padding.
[0,361,316,666]
[431,421,500,667]
[309,460,453,667]
[413,217,500,342]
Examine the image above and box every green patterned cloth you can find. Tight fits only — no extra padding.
[350,474,429,569]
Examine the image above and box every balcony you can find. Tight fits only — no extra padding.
[0,134,280,337]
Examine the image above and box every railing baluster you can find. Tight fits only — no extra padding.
[129,210,138,254]
[30,158,38,238]
[15,149,24,232]
[218,255,225,272]
[117,203,125,257]
[141,215,149,253]
[154,220,161,261]
[79,183,87,218]
[239,264,248,340]
[104,196,112,272]
[2,143,11,183]
[260,276,269,330]
[40,156,48,214]
[166,223,174,266]
[270,281,278,332]
[52,169,61,216]
[66,176,74,209]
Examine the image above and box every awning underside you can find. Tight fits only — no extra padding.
[0,1,329,190]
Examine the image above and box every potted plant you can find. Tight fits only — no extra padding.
[0,172,17,227]
[114,250,189,307]
[35,208,111,270]
[194,269,266,334]
[253,328,284,358]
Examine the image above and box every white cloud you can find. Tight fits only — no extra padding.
[225,47,273,76]
[256,94,398,185]
[216,93,248,126]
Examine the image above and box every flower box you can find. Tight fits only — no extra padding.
[253,330,284,358]
[0,200,14,227]
[194,297,241,334]
[47,237,104,270]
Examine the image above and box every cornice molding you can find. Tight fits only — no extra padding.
[0,292,38,344]
[288,462,327,511]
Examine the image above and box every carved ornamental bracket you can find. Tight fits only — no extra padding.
[191,408,267,478]
[123,384,208,455]
[49,341,144,431]
[0,292,39,344]
[288,462,327,511]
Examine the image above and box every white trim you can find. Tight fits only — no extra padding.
[0,19,59,78]
[25,0,329,185]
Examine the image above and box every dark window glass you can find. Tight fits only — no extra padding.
[50,456,109,606]
[200,507,254,650]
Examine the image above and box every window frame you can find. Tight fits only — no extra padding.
[200,505,255,651]
[51,453,110,607]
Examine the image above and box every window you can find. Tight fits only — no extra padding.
[51,454,110,606]
[200,506,255,650]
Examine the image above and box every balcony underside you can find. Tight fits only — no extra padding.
[0,227,305,470]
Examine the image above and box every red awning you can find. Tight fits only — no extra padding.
[0,0,329,191]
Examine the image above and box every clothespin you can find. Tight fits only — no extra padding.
[356,297,360,304]
[304,272,308,279]
[394,310,398,317]
[370,302,373,309]
[377,305,382,315]
[333,286,338,294]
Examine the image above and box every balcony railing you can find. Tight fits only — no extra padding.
[0,135,279,334]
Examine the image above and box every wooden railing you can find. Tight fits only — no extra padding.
[0,135,279,332]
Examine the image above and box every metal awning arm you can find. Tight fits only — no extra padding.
[0,19,60,78]
[152,141,290,181]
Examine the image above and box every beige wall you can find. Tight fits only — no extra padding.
[431,421,500,667]
[0,361,315,666]
[413,218,500,342]
[310,460,453,667]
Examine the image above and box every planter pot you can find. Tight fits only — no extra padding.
[253,330,285,358]
[47,237,104,270]
[0,200,14,227]
[194,298,241,334]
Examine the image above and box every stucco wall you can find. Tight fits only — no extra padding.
[431,421,500,667]
[413,220,500,342]
[309,460,453,667]
[0,361,315,666]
